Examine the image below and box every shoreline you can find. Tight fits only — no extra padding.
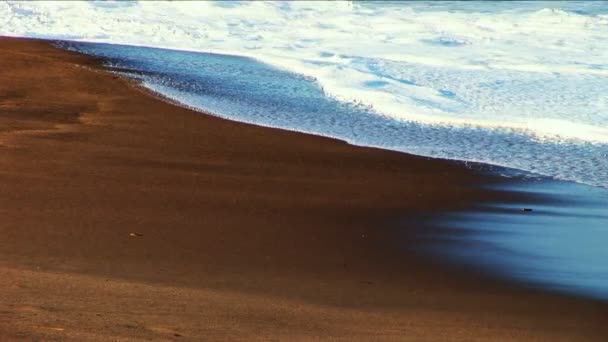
[55,39,608,192]
[2,36,607,340]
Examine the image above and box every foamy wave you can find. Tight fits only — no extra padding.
[1,0,607,142]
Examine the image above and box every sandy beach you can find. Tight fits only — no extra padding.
[1,36,607,341]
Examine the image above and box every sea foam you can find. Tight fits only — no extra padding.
[1,0,607,187]
[2,1,607,141]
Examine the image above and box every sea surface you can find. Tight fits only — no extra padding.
[1,1,607,300]
[2,0,608,188]
[413,178,608,300]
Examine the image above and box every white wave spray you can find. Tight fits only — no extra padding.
[1,1,608,187]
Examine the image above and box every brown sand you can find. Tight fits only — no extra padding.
[0,37,606,341]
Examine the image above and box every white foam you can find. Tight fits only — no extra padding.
[2,0,608,142]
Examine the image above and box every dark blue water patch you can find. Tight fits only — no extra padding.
[412,178,608,301]
[396,78,417,86]
[439,89,456,98]
[364,80,390,88]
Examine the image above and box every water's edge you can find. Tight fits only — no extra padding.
[55,40,608,190]
[55,39,608,302]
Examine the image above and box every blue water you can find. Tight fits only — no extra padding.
[56,41,608,301]
[58,41,608,189]
[418,179,608,300]
[5,1,608,187]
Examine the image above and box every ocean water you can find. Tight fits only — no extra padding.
[2,1,608,300]
[1,0,608,188]
[415,178,608,300]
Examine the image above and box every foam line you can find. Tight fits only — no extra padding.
[2,1,608,142]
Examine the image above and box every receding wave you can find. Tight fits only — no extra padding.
[2,1,608,141]
[2,1,607,187]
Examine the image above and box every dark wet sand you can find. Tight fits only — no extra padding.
[1,36,607,341]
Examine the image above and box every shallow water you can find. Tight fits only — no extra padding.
[56,41,608,191]
[416,178,608,300]
[2,1,608,188]
[53,40,608,301]
[3,0,607,301]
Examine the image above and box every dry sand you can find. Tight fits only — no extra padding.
[1,37,607,341]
